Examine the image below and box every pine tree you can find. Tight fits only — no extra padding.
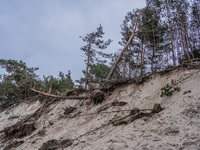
[190,0,200,52]
[80,24,112,89]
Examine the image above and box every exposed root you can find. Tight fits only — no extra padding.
[90,90,105,105]
[4,123,35,138]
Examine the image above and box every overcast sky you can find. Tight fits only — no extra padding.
[0,0,146,81]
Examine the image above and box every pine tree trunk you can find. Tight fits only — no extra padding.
[177,7,190,60]
[184,23,194,59]
[140,39,145,77]
[122,52,126,79]
[151,22,156,74]
[151,52,154,74]
[85,42,91,89]
[165,0,176,66]
[134,51,140,78]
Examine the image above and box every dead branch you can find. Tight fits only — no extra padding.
[30,88,89,100]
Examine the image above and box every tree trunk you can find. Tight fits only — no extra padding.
[85,42,91,89]
[106,0,152,81]
[165,0,176,66]
[134,51,140,78]
[122,52,127,79]
[184,23,194,59]
[30,88,88,100]
[177,7,189,59]
[140,39,145,77]
[151,22,156,74]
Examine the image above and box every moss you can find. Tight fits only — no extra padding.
[152,103,163,113]
[110,116,122,121]
[129,109,140,115]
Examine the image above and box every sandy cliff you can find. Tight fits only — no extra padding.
[0,61,200,150]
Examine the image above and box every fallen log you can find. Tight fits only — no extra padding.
[30,88,89,100]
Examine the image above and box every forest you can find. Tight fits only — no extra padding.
[0,0,200,108]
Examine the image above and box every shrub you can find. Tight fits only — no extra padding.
[160,79,180,97]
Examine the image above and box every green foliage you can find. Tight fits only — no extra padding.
[42,71,74,95]
[0,59,74,109]
[160,79,180,97]
[89,64,111,82]
[0,59,40,100]
[79,24,112,88]
[179,49,200,64]
[0,75,19,101]
[80,24,112,64]
[0,59,38,85]
[0,59,40,101]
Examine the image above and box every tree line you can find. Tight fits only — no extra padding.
[77,0,200,88]
[0,59,74,108]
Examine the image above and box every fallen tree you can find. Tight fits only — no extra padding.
[30,88,89,100]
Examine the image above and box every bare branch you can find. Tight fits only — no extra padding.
[30,88,89,100]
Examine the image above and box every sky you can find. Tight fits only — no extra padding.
[0,0,146,81]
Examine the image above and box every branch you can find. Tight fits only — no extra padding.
[30,88,89,100]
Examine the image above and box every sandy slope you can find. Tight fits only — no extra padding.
[0,63,200,150]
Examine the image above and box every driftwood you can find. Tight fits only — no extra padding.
[30,88,89,100]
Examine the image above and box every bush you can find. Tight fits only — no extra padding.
[160,79,180,97]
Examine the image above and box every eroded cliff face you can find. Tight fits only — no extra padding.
[0,61,200,150]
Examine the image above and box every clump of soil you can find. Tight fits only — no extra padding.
[63,107,77,115]
[39,139,72,150]
[66,88,87,96]
[4,123,35,138]
[90,90,105,105]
